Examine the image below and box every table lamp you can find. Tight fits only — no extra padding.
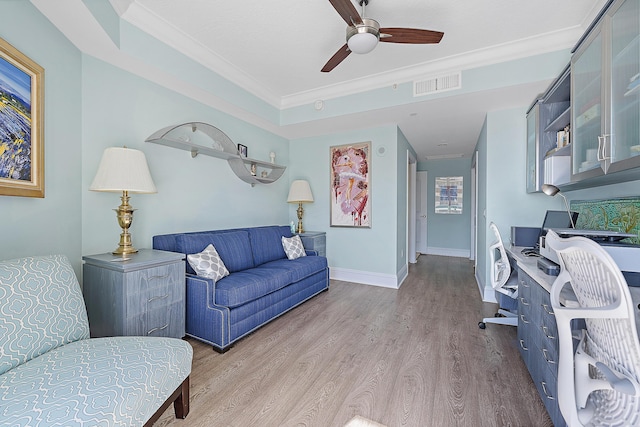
[541,184,576,229]
[90,147,157,255]
[287,180,314,233]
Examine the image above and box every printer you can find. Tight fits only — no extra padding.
[539,228,640,286]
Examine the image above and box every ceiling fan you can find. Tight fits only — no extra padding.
[322,0,444,72]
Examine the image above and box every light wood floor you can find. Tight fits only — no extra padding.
[156,255,552,427]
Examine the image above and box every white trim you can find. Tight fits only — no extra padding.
[475,270,498,303]
[330,267,400,289]
[426,247,470,258]
[397,263,409,289]
[280,26,583,108]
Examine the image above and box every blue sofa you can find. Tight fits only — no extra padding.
[0,255,192,426]
[153,225,329,352]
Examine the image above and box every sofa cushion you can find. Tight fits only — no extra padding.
[0,255,90,376]
[176,231,254,273]
[187,243,230,282]
[281,235,306,260]
[0,336,192,426]
[247,226,292,266]
[213,255,328,307]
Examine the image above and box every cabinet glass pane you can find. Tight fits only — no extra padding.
[572,32,603,175]
[610,0,640,164]
[526,108,538,192]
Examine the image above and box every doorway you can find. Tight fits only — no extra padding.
[416,171,428,255]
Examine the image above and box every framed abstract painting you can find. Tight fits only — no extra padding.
[330,142,370,227]
[0,37,44,198]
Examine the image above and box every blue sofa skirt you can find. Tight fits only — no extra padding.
[184,268,328,351]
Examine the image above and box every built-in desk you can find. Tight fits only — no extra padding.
[506,245,640,427]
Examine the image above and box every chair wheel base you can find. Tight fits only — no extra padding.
[478,322,486,329]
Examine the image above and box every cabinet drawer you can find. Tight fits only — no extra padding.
[125,302,184,337]
[125,263,182,316]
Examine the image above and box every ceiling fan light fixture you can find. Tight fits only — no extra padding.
[347,18,380,54]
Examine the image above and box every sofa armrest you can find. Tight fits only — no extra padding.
[305,249,319,256]
[186,273,216,306]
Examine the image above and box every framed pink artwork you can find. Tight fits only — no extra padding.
[330,142,370,227]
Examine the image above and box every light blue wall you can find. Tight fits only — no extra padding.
[0,1,83,274]
[476,107,563,297]
[396,128,416,273]
[288,125,399,276]
[81,56,290,256]
[417,158,472,254]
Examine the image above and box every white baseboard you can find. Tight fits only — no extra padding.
[426,247,471,258]
[475,270,497,303]
[330,267,401,289]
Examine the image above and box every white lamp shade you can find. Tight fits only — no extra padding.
[347,32,379,54]
[90,147,157,193]
[287,180,314,203]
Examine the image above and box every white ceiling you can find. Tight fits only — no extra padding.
[44,0,610,159]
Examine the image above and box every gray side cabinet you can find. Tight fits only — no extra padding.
[297,231,326,257]
[82,249,185,339]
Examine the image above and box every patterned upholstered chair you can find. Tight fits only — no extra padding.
[0,254,193,426]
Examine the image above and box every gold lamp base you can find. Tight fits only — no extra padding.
[112,190,138,255]
[296,202,305,234]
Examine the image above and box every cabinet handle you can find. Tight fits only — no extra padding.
[597,135,611,161]
[147,324,169,335]
[520,280,529,288]
[541,325,556,339]
[542,303,554,315]
[541,381,555,400]
[148,294,169,303]
[519,339,528,351]
[542,348,556,364]
[519,297,529,306]
[519,314,529,324]
[149,274,171,281]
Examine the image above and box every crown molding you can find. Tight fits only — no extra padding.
[117,0,283,108]
[279,26,583,109]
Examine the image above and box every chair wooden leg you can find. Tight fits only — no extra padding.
[143,376,191,427]
[173,376,190,419]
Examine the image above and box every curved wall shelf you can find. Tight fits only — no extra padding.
[145,122,286,186]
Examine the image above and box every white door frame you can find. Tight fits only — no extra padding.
[407,151,417,263]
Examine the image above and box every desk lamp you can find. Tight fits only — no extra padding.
[287,180,314,233]
[542,184,576,229]
[90,147,157,255]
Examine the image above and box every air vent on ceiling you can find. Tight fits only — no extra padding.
[414,72,461,97]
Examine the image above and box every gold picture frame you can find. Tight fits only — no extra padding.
[0,37,44,198]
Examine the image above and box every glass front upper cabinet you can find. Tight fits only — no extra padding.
[571,0,640,182]
[526,103,540,193]
[572,28,604,181]
[608,0,640,173]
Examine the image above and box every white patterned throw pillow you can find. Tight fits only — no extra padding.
[187,244,230,282]
[282,235,307,260]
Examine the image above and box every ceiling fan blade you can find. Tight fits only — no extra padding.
[321,44,352,72]
[379,28,444,44]
[328,0,363,26]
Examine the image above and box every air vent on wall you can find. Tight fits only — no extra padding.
[414,72,461,97]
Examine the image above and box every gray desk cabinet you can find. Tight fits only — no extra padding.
[297,232,326,257]
[517,268,566,427]
[82,249,185,339]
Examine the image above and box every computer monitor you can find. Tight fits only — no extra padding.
[540,210,579,235]
[521,210,579,255]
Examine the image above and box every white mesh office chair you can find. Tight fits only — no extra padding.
[478,222,518,329]
[547,230,640,426]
